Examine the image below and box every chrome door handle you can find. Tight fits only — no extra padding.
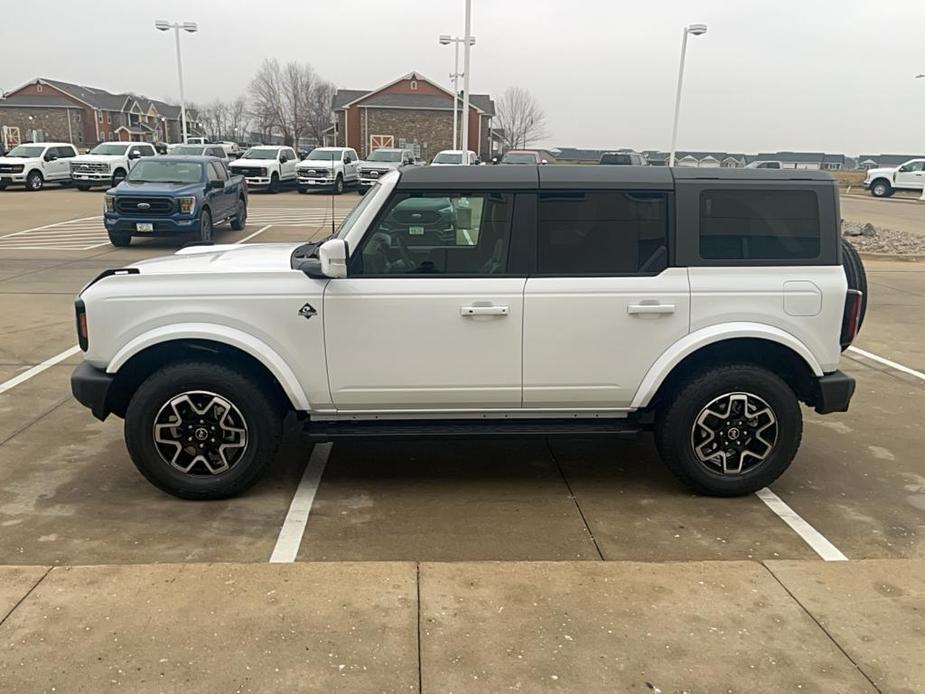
[627,303,675,315]
[460,305,509,317]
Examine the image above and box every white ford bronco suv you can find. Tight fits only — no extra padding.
[71,166,865,500]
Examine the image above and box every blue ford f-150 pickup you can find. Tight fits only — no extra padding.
[103,155,247,247]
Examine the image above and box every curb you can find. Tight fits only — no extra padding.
[856,251,924,262]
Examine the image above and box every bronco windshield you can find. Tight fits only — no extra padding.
[367,150,403,162]
[90,144,131,156]
[242,148,280,160]
[126,160,203,184]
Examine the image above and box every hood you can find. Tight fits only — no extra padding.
[0,156,39,165]
[230,158,275,167]
[114,180,202,195]
[130,243,301,275]
[865,167,893,178]
[71,153,127,163]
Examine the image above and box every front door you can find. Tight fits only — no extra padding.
[523,190,690,409]
[894,159,925,189]
[324,190,525,411]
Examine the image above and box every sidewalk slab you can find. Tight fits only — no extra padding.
[767,559,925,694]
[0,562,418,694]
[0,566,48,619]
[420,561,874,693]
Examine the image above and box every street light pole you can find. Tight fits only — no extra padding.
[668,23,707,167]
[916,74,925,200]
[155,20,198,144]
[453,39,460,150]
[460,0,473,162]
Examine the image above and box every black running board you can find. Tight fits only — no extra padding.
[305,418,641,441]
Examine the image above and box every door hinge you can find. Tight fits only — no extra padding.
[298,302,317,320]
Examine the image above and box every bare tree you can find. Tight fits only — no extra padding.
[228,96,250,142]
[494,86,548,151]
[248,59,334,147]
[305,80,336,146]
[249,59,286,142]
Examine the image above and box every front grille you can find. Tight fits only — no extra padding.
[0,164,24,174]
[299,169,329,177]
[231,167,264,178]
[359,168,387,177]
[115,196,175,215]
[72,162,109,173]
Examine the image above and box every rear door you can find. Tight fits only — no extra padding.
[324,190,530,411]
[522,189,690,409]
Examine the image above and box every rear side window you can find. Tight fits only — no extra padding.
[700,190,820,260]
[537,191,668,275]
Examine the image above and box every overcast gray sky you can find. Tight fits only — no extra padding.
[2,0,923,154]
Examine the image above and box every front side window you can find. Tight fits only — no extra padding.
[899,160,925,173]
[538,191,668,275]
[352,192,514,275]
[700,189,820,260]
[209,162,227,181]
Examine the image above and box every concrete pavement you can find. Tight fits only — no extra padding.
[2,559,922,693]
[841,195,925,237]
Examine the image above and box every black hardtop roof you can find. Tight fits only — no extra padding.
[395,165,834,190]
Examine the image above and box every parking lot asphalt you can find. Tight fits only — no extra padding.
[0,188,922,691]
[841,193,925,237]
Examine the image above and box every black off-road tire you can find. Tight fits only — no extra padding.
[124,361,284,500]
[333,175,344,195]
[26,170,44,191]
[269,172,280,194]
[230,198,247,231]
[840,238,868,332]
[655,364,803,497]
[198,209,213,243]
[869,179,891,198]
[108,231,132,247]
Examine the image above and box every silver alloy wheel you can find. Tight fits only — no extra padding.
[153,391,248,475]
[873,182,887,196]
[690,392,778,475]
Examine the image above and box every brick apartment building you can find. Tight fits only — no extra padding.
[327,72,495,161]
[0,78,198,150]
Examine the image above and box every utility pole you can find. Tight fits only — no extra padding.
[460,0,473,161]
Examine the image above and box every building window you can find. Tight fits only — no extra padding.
[410,80,418,91]
[106,112,111,124]
[97,111,103,123]
[36,84,43,93]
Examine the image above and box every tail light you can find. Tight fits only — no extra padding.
[75,299,88,351]
[840,289,862,349]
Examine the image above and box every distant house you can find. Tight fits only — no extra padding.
[328,71,495,161]
[856,154,925,169]
[0,78,198,149]
[548,147,610,163]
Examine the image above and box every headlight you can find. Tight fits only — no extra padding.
[178,197,196,215]
[104,195,115,213]
[260,168,268,177]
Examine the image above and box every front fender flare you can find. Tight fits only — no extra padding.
[630,322,824,410]
[107,323,311,411]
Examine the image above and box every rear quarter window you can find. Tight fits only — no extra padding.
[699,189,820,260]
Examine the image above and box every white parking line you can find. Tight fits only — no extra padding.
[269,442,332,563]
[0,346,82,396]
[847,346,925,382]
[755,488,848,561]
[234,224,272,244]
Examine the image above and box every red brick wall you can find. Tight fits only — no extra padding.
[7,82,98,144]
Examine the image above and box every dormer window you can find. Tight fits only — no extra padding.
[410,80,418,91]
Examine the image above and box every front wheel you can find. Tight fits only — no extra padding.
[870,179,892,198]
[333,175,344,195]
[124,361,283,499]
[76,184,91,191]
[230,199,247,231]
[269,172,280,194]
[655,365,802,497]
[198,210,213,243]
[108,231,131,247]
[26,170,44,191]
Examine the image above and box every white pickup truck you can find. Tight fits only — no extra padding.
[228,145,298,193]
[0,142,78,191]
[864,159,925,197]
[296,147,359,194]
[70,142,157,190]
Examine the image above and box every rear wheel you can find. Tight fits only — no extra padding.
[26,170,44,191]
[198,210,213,243]
[655,364,802,497]
[124,361,283,499]
[108,231,131,247]
[870,179,891,198]
[230,198,247,231]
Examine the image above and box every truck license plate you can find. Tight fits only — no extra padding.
[135,223,154,232]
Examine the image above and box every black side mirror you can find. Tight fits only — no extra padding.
[128,150,141,160]
[209,179,224,189]
[279,155,288,163]
[45,154,58,162]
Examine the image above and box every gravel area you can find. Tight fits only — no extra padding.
[842,221,925,256]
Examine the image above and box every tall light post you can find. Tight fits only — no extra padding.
[155,19,197,144]
[668,23,707,167]
[916,74,925,200]
[460,0,474,162]
[439,34,475,150]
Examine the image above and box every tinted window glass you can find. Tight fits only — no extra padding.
[209,162,227,181]
[353,192,514,275]
[538,191,668,274]
[699,190,820,260]
[599,153,633,165]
